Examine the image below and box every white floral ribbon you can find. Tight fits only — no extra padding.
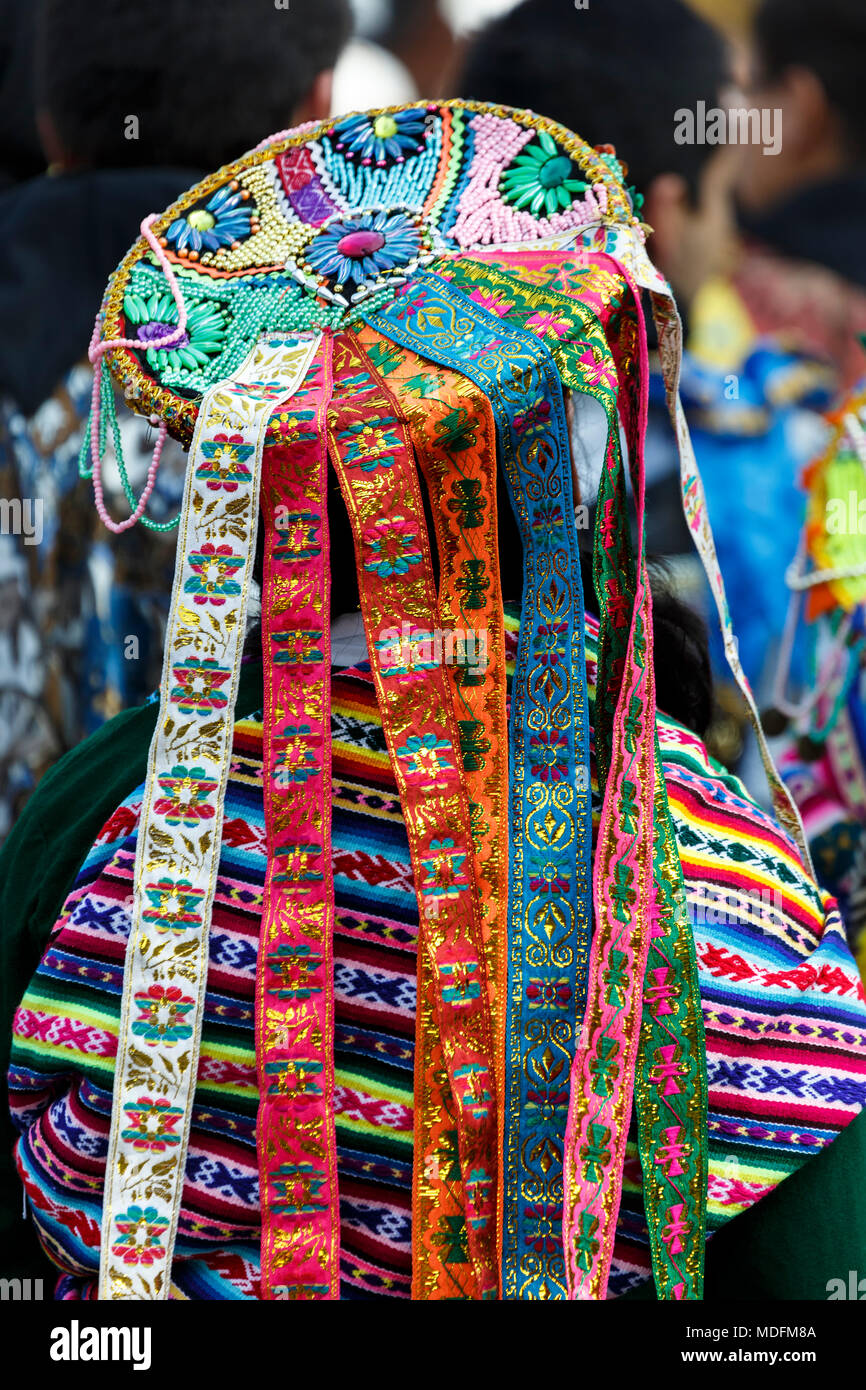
[99,331,321,1300]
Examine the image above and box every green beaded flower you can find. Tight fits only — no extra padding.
[123,289,227,372]
[500,130,588,217]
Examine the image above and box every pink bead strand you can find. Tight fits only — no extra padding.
[87,213,188,533]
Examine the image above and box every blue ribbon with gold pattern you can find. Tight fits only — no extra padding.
[367,269,593,1299]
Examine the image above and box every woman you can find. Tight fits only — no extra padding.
[4,100,864,1301]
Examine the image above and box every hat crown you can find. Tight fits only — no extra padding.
[97,100,637,438]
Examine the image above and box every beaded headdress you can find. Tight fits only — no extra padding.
[84,100,810,1302]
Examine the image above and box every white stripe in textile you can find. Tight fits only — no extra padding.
[99,332,321,1300]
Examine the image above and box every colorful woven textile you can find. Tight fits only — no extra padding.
[328,332,499,1298]
[9,100,856,1300]
[10,616,866,1298]
[257,343,340,1299]
[424,249,708,1298]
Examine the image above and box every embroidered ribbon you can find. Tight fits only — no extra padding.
[637,781,707,1300]
[327,331,500,1298]
[430,251,624,768]
[99,332,321,1300]
[603,263,707,1302]
[556,270,658,1300]
[368,271,594,1300]
[257,340,338,1299]
[355,326,510,1295]
[580,225,813,876]
[435,251,707,1299]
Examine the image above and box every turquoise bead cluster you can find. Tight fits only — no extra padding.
[319,116,444,219]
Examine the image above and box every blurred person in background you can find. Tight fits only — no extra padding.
[690,0,866,765]
[730,1,866,971]
[0,538,47,843]
[459,0,837,772]
[331,1,524,117]
[0,0,42,189]
[736,0,866,392]
[459,0,736,561]
[0,0,352,841]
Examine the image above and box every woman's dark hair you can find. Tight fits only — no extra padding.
[644,559,713,736]
[754,0,866,162]
[458,0,729,202]
[578,550,712,737]
[35,0,353,170]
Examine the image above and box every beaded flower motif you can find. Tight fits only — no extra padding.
[332,108,430,166]
[303,210,422,299]
[500,129,588,217]
[164,182,257,257]
[124,289,226,373]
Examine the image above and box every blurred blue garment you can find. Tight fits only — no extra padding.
[645,339,834,695]
[0,167,197,839]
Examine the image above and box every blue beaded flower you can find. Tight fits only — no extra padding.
[333,108,429,165]
[304,210,421,291]
[164,183,256,255]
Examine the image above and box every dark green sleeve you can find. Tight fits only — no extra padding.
[703,1108,866,1299]
[0,663,263,1280]
[0,698,158,1279]
[623,1109,866,1301]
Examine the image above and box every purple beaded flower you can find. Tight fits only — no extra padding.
[165,183,256,255]
[123,290,226,372]
[304,210,421,292]
[332,108,430,166]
